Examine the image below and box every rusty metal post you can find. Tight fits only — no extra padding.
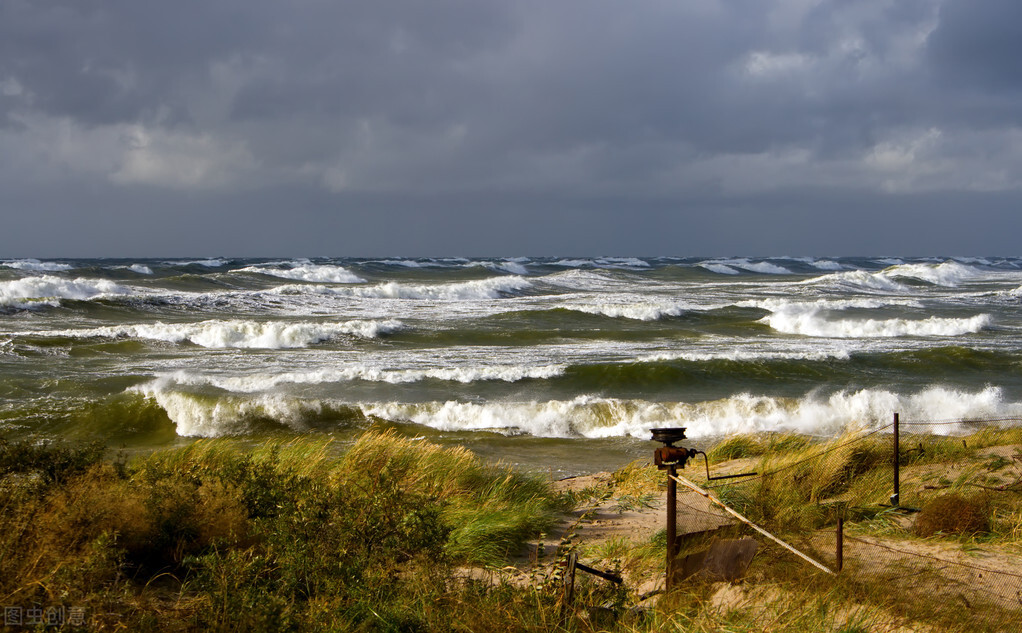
[651,427,693,593]
[666,463,677,590]
[891,412,900,507]
[836,515,843,573]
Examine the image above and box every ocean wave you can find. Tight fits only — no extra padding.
[563,302,690,321]
[803,270,909,293]
[809,259,843,271]
[883,261,979,286]
[360,386,1021,438]
[1,259,74,272]
[238,263,366,283]
[171,258,228,267]
[539,269,622,291]
[699,258,791,275]
[760,305,990,338]
[552,258,651,269]
[127,264,154,275]
[132,383,334,436]
[33,319,403,348]
[0,276,134,307]
[639,349,853,363]
[132,382,1022,439]
[466,260,531,275]
[271,276,533,300]
[152,363,567,392]
[699,262,740,275]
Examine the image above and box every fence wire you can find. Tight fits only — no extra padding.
[669,413,1022,609]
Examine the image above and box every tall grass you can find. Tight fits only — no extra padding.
[0,431,564,631]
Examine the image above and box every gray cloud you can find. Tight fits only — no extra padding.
[1,0,1021,255]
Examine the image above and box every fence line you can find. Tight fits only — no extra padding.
[705,423,895,489]
[844,535,1022,582]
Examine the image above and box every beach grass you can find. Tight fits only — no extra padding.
[2,426,1021,631]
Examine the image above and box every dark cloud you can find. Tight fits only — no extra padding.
[1,0,1021,256]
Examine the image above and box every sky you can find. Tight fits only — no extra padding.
[2,0,1021,257]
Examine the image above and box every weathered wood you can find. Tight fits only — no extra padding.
[670,472,834,575]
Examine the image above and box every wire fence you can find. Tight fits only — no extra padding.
[671,413,1022,608]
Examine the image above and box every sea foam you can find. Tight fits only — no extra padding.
[0,276,133,307]
[152,363,567,392]
[2,259,74,272]
[360,386,1022,439]
[238,263,366,283]
[273,276,533,300]
[760,304,990,338]
[883,261,979,287]
[39,319,403,348]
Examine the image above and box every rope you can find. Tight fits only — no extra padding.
[671,472,834,575]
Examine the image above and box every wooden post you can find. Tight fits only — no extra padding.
[666,463,677,591]
[891,412,900,507]
[836,516,844,573]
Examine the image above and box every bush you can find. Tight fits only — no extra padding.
[914,493,991,537]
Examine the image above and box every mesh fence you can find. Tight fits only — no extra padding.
[668,414,1022,610]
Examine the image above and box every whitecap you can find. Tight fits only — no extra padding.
[759,304,990,338]
[33,319,402,349]
[239,263,366,284]
[2,259,74,272]
[0,276,134,307]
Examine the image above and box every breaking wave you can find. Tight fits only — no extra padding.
[563,302,691,321]
[760,304,990,338]
[238,263,366,283]
[272,276,534,300]
[0,276,134,307]
[2,259,74,272]
[883,261,979,286]
[34,319,403,348]
[150,363,567,392]
[359,386,1021,439]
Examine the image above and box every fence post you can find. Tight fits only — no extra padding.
[836,515,843,573]
[890,412,900,507]
[666,463,677,591]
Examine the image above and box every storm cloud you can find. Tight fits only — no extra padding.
[1,0,1020,256]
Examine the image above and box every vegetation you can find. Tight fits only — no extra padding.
[2,425,1021,631]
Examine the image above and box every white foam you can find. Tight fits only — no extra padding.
[1,259,74,272]
[375,259,424,268]
[0,276,133,307]
[883,261,978,287]
[467,260,530,275]
[154,363,566,392]
[552,258,650,269]
[760,304,990,338]
[128,264,154,275]
[360,386,1022,439]
[565,302,689,321]
[133,381,1022,440]
[238,263,366,284]
[39,319,402,348]
[701,259,790,275]
[133,382,321,436]
[273,276,533,300]
[699,262,740,275]
[809,260,843,271]
[803,270,909,293]
[173,258,228,267]
[640,349,853,363]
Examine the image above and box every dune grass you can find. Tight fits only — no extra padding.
[2,425,1021,632]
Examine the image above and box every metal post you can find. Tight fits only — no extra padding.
[666,463,677,591]
[891,412,900,507]
[836,516,843,573]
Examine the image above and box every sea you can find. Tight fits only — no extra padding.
[2,256,1021,475]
